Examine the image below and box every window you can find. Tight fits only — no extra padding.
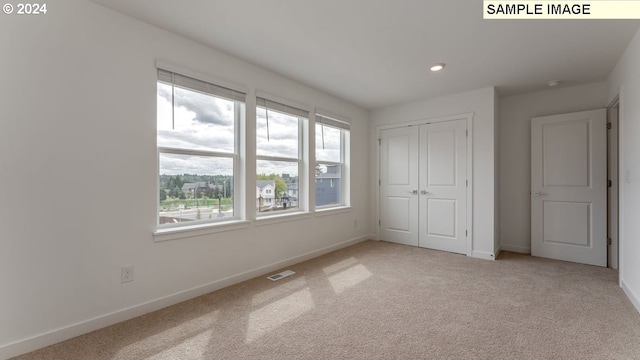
[315,115,350,208]
[256,97,307,215]
[157,69,245,227]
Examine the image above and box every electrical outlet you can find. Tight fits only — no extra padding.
[121,266,134,283]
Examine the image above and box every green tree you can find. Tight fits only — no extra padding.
[274,177,286,197]
[159,189,167,201]
[224,178,232,198]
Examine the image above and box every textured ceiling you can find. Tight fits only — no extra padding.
[93,0,640,109]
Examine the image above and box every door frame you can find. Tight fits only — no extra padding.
[607,96,620,270]
[376,112,474,257]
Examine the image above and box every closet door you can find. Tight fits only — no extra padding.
[379,126,419,246]
[379,119,468,254]
[418,119,467,254]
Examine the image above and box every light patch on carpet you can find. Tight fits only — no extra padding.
[328,264,372,294]
[251,276,308,306]
[246,287,314,343]
[322,257,359,275]
[114,310,219,358]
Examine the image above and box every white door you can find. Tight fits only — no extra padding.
[419,119,467,254]
[379,126,419,246]
[531,109,607,267]
[379,120,467,254]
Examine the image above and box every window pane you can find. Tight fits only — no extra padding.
[316,164,342,207]
[315,124,341,162]
[256,107,299,158]
[159,153,234,224]
[157,83,236,153]
[256,160,298,213]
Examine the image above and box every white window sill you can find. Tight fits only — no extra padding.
[314,206,351,216]
[255,211,311,227]
[153,220,250,242]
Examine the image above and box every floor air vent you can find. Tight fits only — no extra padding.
[267,270,295,281]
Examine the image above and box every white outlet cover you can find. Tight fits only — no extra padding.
[121,266,134,283]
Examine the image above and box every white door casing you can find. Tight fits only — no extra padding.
[531,109,607,267]
[379,118,468,255]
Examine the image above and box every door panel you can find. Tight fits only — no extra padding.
[419,119,467,254]
[387,197,411,231]
[387,136,411,185]
[379,127,419,246]
[543,201,590,246]
[543,120,590,186]
[427,198,456,238]
[531,109,606,266]
[427,129,457,186]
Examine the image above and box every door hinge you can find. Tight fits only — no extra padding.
[466,130,468,137]
[378,220,381,226]
[607,237,612,245]
[466,230,468,237]
[466,180,468,187]
[379,179,381,186]
[378,138,381,145]
[608,179,612,188]
[607,122,612,130]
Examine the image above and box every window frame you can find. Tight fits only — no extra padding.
[315,114,350,210]
[155,67,246,230]
[255,97,308,217]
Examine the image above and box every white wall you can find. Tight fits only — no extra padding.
[0,1,371,358]
[370,87,498,260]
[498,82,609,254]
[608,26,640,313]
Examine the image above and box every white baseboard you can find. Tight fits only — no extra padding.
[621,279,640,315]
[472,250,496,261]
[500,244,531,254]
[494,245,502,258]
[0,236,370,360]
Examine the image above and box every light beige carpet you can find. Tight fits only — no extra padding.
[13,240,640,360]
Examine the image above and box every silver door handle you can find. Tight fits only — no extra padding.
[409,190,418,195]
[532,191,547,197]
[421,190,430,195]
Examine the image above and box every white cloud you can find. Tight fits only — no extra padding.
[159,153,234,176]
[256,108,299,158]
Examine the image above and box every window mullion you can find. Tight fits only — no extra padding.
[256,155,299,163]
[159,147,235,158]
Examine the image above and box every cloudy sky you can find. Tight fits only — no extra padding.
[157,83,341,177]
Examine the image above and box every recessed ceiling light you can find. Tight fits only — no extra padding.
[430,63,446,72]
[547,80,561,87]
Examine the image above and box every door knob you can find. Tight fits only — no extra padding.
[532,191,547,197]
[409,190,418,195]
[421,190,430,195]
